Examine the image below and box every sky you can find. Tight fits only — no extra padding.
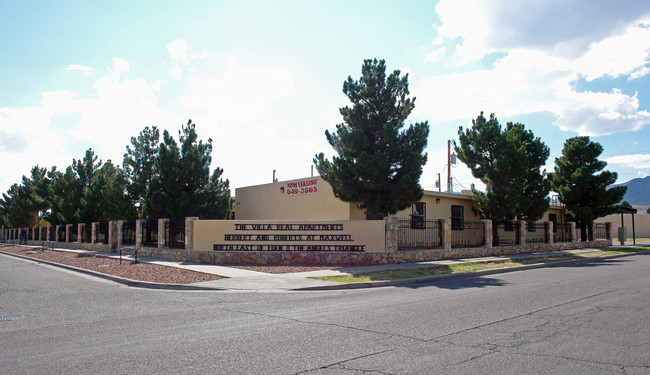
[2,0,650,197]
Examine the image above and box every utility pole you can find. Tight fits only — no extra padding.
[447,140,451,193]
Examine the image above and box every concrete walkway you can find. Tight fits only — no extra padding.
[2,244,646,291]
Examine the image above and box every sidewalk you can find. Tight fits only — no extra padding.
[3,243,645,291]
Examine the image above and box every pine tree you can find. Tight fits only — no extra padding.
[455,112,550,221]
[144,120,230,220]
[123,126,160,215]
[47,166,81,225]
[314,59,429,218]
[548,136,626,240]
[80,161,133,223]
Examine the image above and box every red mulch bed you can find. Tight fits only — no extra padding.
[1,245,223,284]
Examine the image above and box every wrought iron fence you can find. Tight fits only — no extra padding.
[50,227,57,241]
[69,225,78,242]
[83,224,93,243]
[40,227,47,241]
[555,223,572,243]
[493,221,520,246]
[142,220,158,247]
[96,222,109,244]
[451,221,485,248]
[122,221,136,245]
[525,222,548,244]
[594,223,608,240]
[397,218,442,250]
[167,219,185,249]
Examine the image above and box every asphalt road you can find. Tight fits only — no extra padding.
[1,252,649,374]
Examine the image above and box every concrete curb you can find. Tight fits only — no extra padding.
[2,246,648,292]
[0,250,225,291]
[294,251,650,291]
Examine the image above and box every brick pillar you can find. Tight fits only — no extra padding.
[136,219,143,249]
[78,224,84,244]
[384,217,399,253]
[108,221,118,251]
[442,218,451,251]
[159,219,169,249]
[117,220,125,250]
[185,217,199,255]
[482,219,492,249]
[548,221,554,244]
[519,221,526,245]
[570,222,578,243]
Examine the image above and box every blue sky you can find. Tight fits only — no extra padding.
[2,0,650,196]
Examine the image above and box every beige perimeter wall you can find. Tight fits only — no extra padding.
[193,220,387,253]
[595,213,650,237]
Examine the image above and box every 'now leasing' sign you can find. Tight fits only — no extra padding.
[285,178,318,195]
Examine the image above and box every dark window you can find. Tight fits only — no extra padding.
[451,205,464,230]
[527,221,536,232]
[411,202,426,229]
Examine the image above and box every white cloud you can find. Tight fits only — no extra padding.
[166,40,190,64]
[417,1,650,136]
[66,64,94,75]
[574,20,650,81]
[179,56,297,125]
[0,57,169,192]
[165,40,213,81]
[434,0,650,61]
[605,154,650,169]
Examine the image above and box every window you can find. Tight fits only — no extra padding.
[411,202,425,229]
[527,221,537,232]
[451,205,464,230]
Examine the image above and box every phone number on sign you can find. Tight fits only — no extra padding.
[287,186,318,195]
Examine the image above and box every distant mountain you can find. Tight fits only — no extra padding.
[617,176,650,206]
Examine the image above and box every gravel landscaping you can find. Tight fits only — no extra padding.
[0,245,345,283]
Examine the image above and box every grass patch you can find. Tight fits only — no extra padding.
[309,248,647,283]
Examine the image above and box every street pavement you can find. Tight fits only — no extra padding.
[1,249,648,374]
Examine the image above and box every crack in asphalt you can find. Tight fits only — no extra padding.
[293,349,398,375]
[219,285,636,374]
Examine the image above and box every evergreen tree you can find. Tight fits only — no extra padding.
[45,166,81,225]
[74,148,101,192]
[549,136,626,240]
[144,120,230,220]
[123,126,160,215]
[204,167,232,219]
[0,183,36,228]
[314,59,429,218]
[455,112,550,221]
[79,161,133,223]
[1,166,52,228]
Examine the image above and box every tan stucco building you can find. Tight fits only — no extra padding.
[235,176,565,224]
